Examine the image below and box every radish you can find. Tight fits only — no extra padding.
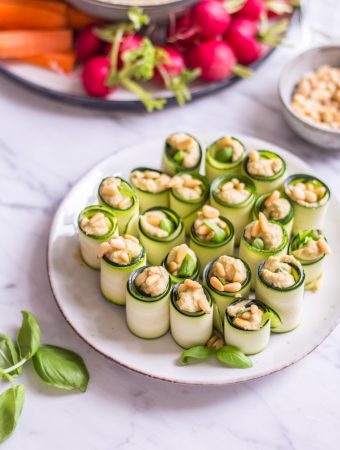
[190,0,231,39]
[234,0,266,20]
[167,14,199,51]
[82,56,115,98]
[76,25,102,63]
[154,45,185,84]
[186,39,240,81]
[225,17,288,65]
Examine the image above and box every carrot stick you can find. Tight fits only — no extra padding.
[0,0,67,14]
[18,51,76,73]
[0,4,67,29]
[67,6,105,30]
[0,30,72,58]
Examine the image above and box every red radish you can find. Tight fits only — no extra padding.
[154,45,185,84]
[190,0,231,39]
[235,0,266,20]
[185,39,237,81]
[76,25,102,63]
[82,56,115,98]
[225,18,265,65]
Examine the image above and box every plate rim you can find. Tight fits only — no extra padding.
[47,133,340,385]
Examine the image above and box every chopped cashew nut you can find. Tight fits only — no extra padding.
[100,177,133,209]
[80,212,111,236]
[98,235,142,265]
[135,266,169,297]
[244,213,283,250]
[167,132,200,169]
[176,279,212,314]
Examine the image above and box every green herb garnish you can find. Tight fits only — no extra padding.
[216,345,253,368]
[215,146,233,163]
[181,346,213,365]
[160,217,175,234]
[252,237,264,250]
[204,220,226,243]
[173,150,185,163]
[178,253,196,278]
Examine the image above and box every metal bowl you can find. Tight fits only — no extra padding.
[67,0,197,22]
[279,46,340,150]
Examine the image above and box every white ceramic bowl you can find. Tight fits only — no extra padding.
[279,46,340,150]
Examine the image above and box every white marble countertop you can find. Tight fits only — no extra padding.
[1,24,340,450]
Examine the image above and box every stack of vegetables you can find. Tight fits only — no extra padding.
[0,0,296,110]
[76,131,332,368]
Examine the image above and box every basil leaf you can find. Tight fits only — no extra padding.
[160,217,175,234]
[119,182,134,198]
[17,311,41,360]
[0,334,22,377]
[33,345,89,392]
[252,237,264,250]
[260,311,272,327]
[173,150,185,163]
[203,220,226,243]
[181,346,213,365]
[178,253,196,277]
[216,345,252,369]
[0,384,25,444]
[216,146,233,163]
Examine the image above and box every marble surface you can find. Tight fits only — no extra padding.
[1,23,340,450]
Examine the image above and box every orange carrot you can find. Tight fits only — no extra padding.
[19,51,76,73]
[0,0,67,14]
[0,30,72,58]
[0,4,67,29]
[67,6,105,30]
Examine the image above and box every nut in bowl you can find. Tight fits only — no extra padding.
[279,46,340,150]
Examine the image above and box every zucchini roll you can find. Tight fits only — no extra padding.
[239,213,289,288]
[224,299,275,355]
[130,168,171,213]
[289,229,331,287]
[284,174,330,234]
[78,205,118,269]
[256,255,305,333]
[170,279,213,349]
[98,235,146,305]
[253,190,294,237]
[210,175,256,245]
[203,256,251,319]
[189,205,235,272]
[138,207,185,265]
[126,266,171,339]
[162,132,202,175]
[169,173,209,234]
[162,244,200,285]
[242,150,286,195]
[205,136,246,182]
[98,176,139,236]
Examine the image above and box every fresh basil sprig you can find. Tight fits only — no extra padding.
[178,253,196,278]
[181,346,214,365]
[203,220,226,243]
[0,311,89,444]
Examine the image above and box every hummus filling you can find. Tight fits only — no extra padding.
[292,230,331,261]
[247,150,282,177]
[262,190,291,221]
[80,212,111,236]
[227,300,263,331]
[166,244,197,277]
[176,279,212,314]
[193,205,227,242]
[140,210,176,238]
[244,212,283,250]
[130,169,171,193]
[98,235,142,265]
[169,174,203,201]
[166,132,200,169]
[100,177,133,209]
[209,256,247,293]
[216,177,250,205]
[286,179,328,207]
[261,255,301,289]
[135,266,169,297]
[213,136,244,163]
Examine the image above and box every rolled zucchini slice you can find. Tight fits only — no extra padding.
[242,150,286,196]
[205,136,246,183]
[239,213,289,289]
[138,207,185,266]
[170,280,213,349]
[284,174,330,234]
[162,132,202,175]
[126,265,171,339]
[224,299,276,355]
[253,190,294,238]
[189,205,235,272]
[169,173,210,234]
[210,174,256,245]
[98,176,139,236]
[161,244,200,285]
[289,229,331,285]
[203,256,251,320]
[130,167,171,213]
[77,205,118,270]
[99,235,146,305]
[255,256,305,333]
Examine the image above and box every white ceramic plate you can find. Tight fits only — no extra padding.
[48,134,340,385]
